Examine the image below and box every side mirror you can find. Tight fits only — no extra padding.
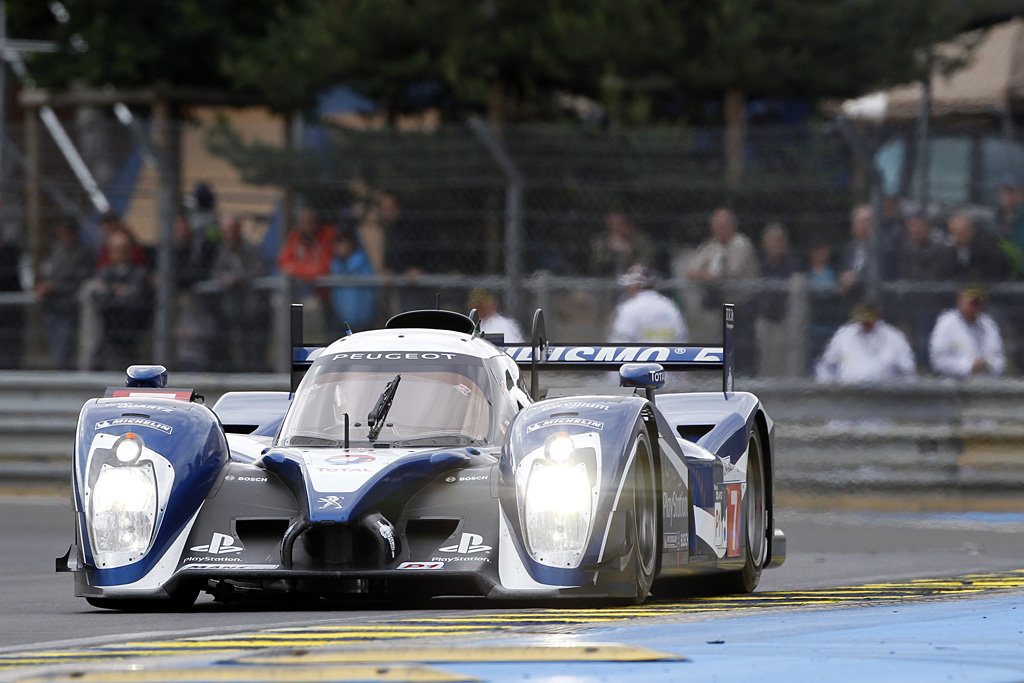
[619,363,665,391]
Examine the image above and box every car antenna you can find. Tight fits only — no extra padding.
[344,413,350,449]
[344,322,353,336]
[435,293,440,309]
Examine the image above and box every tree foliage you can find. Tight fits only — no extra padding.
[14,0,995,120]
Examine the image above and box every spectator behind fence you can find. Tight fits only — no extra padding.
[686,207,757,374]
[36,222,94,369]
[172,213,217,371]
[814,302,915,384]
[895,211,950,364]
[278,207,337,339]
[381,192,436,312]
[95,209,149,269]
[939,212,1007,282]
[756,223,800,376]
[190,182,221,245]
[589,210,656,278]
[330,228,376,334]
[470,288,524,343]
[212,214,269,372]
[609,264,686,343]
[805,238,843,373]
[837,204,872,297]
[89,231,152,371]
[0,225,24,369]
[929,285,1005,378]
[880,196,906,280]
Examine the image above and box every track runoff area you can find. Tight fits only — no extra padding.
[2,570,1024,682]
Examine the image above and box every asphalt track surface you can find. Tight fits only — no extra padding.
[2,496,1023,682]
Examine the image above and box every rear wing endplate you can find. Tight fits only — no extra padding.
[503,304,735,399]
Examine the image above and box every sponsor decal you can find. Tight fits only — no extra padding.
[526,417,604,433]
[181,563,279,570]
[103,402,174,413]
[326,454,376,465]
[726,483,743,558]
[552,402,610,411]
[663,490,687,520]
[315,467,377,473]
[431,556,491,563]
[331,352,458,361]
[504,346,724,364]
[445,474,488,483]
[224,475,268,483]
[439,532,491,554]
[95,417,173,434]
[663,531,681,550]
[190,532,243,555]
[376,519,397,558]
[397,561,444,570]
[318,495,344,509]
[453,383,471,397]
[714,488,726,548]
[108,389,192,401]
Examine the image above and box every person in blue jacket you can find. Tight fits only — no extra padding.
[329,228,377,334]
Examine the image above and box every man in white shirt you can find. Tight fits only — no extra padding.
[815,302,916,384]
[929,285,1005,377]
[610,265,687,343]
[470,289,524,343]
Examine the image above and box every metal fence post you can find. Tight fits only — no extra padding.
[786,273,809,377]
[467,118,524,319]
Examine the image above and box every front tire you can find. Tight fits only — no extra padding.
[628,430,658,604]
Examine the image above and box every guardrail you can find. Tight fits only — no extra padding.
[3,371,1024,491]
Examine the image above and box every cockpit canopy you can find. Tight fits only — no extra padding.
[277,354,500,448]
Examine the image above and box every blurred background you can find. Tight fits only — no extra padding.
[4,1,1024,494]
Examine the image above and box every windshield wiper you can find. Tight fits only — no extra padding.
[367,374,401,442]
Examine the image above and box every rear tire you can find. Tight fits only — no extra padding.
[628,430,658,604]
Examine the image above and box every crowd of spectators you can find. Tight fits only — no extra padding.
[7,172,1024,379]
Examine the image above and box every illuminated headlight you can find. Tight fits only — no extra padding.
[523,461,592,567]
[545,434,576,463]
[90,463,157,558]
[113,433,143,464]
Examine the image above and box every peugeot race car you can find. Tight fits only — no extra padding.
[59,304,784,609]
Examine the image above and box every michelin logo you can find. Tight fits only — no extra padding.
[527,417,604,433]
[96,417,172,434]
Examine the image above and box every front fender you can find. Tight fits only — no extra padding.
[498,395,651,588]
[73,397,228,586]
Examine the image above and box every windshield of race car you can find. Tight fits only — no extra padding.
[278,357,496,447]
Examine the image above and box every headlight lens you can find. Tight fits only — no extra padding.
[113,433,143,464]
[523,460,592,567]
[90,463,157,559]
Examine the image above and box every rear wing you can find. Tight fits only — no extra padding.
[289,303,736,397]
[504,304,735,399]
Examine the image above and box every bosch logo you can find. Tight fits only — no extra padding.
[326,454,376,465]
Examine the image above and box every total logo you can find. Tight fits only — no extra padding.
[190,532,243,555]
[325,454,376,466]
[438,532,491,554]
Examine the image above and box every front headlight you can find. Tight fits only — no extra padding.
[90,462,157,564]
[523,460,593,567]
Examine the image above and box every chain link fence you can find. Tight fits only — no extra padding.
[2,109,1024,377]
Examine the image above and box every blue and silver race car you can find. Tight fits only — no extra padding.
[59,304,785,609]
